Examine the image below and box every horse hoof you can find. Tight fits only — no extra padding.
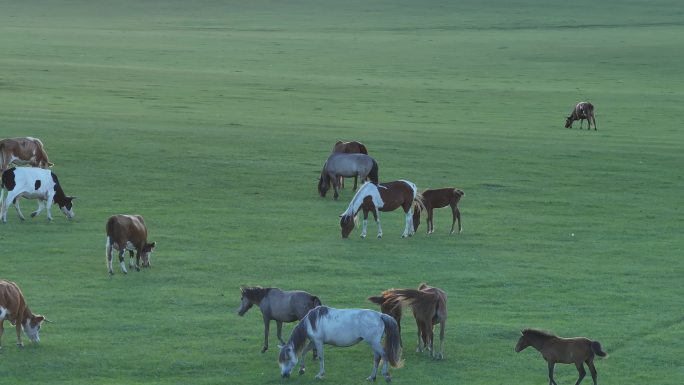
[261,347,268,353]
[299,368,306,375]
[16,343,24,348]
[384,374,392,382]
[30,212,37,218]
[135,267,140,272]
[366,376,376,382]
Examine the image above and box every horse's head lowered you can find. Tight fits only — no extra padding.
[339,214,356,238]
[564,115,574,128]
[278,342,299,378]
[318,173,330,197]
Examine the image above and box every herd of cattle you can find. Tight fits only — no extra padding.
[0,136,155,348]
[1,102,603,383]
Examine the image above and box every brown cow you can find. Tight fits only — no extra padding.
[565,102,596,130]
[0,279,48,348]
[0,137,53,172]
[106,214,156,275]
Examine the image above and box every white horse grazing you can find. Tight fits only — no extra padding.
[278,306,402,382]
[339,180,422,238]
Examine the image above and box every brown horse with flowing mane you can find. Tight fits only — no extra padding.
[413,187,465,234]
[339,180,422,238]
[332,141,368,190]
[515,328,607,385]
[369,283,447,359]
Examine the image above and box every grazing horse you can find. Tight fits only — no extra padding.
[332,141,369,189]
[237,286,321,353]
[413,187,465,234]
[369,283,448,359]
[278,306,402,382]
[515,328,607,385]
[340,180,422,239]
[318,153,378,200]
[565,102,596,130]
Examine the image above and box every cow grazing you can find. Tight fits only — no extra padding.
[0,137,53,172]
[0,167,75,223]
[106,214,156,275]
[565,102,596,130]
[0,279,48,348]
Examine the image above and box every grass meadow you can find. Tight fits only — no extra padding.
[1,0,682,384]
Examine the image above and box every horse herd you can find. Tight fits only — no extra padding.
[2,102,604,384]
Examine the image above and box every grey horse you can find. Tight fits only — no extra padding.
[318,152,378,200]
[238,286,322,353]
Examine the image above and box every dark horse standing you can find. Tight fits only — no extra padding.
[565,102,596,130]
[332,141,369,189]
[237,286,321,353]
[413,187,465,235]
[318,153,378,200]
[515,328,607,385]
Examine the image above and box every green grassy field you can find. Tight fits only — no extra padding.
[1,0,682,384]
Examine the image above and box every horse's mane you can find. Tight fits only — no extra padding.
[240,286,273,303]
[286,312,313,356]
[522,328,557,340]
[340,182,384,219]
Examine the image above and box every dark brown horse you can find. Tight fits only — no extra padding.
[332,141,369,190]
[412,187,464,234]
[339,180,422,238]
[565,102,596,130]
[368,283,447,359]
[237,286,321,353]
[515,328,607,385]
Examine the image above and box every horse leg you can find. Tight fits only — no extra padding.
[353,174,358,191]
[367,350,381,381]
[401,209,412,238]
[313,340,326,379]
[436,320,446,359]
[361,209,369,238]
[592,115,597,130]
[298,341,315,375]
[451,204,462,234]
[261,315,270,353]
[586,359,598,385]
[276,320,285,344]
[548,362,558,385]
[574,362,586,385]
[415,319,424,352]
[375,208,383,238]
[333,175,340,200]
[427,208,434,234]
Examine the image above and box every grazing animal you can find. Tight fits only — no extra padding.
[332,140,369,189]
[339,180,422,238]
[515,328,607,385]
[369,283,448,359]
[237,286,321,353]
[413,187,465,234]
[278,306,402,382]
[318,153,378,200]
[106,215,156,275]
[565,102,596,130]
[0,167,75,223]
[0,137,53,172]
[0,279,49,348]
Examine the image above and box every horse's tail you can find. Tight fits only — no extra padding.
[591,340,608,358]
[311,295,322,308]
[368,158,379,185]
[381,313,403,368]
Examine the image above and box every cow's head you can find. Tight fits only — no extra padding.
[140,241,156,267]
[58,196,76,219]
[23,315,47,343]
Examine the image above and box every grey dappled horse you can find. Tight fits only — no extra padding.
[318,153,378,200]
[237,286,321,353]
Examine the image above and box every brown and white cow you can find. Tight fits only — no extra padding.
[0,279,48,348]
[565,102,596,130]
[106,214,156,275]
[0,137,53,172]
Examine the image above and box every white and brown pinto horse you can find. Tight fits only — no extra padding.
[278,306,402,382]
[340,180,422,238]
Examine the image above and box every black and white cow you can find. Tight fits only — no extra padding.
[0,167,75,222]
